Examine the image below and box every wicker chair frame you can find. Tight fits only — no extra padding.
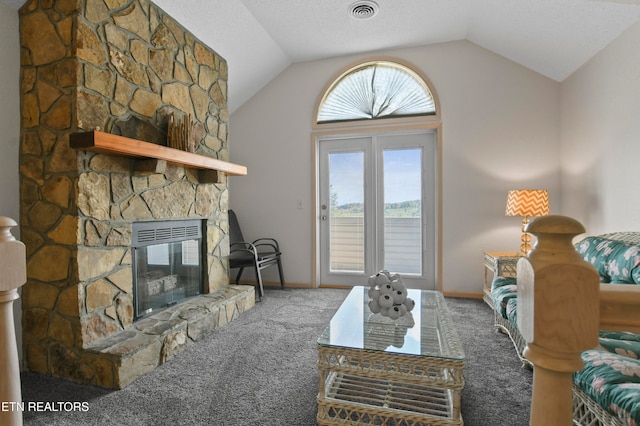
[493,309,531,369]
[572,385,622,426]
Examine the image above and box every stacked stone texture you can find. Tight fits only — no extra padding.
[19,0,246,388]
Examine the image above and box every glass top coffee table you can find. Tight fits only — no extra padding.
[317,286,465,425]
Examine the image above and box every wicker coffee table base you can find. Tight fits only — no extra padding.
[317,345,464,425]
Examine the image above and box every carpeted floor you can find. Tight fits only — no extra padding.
[20,287,531,425]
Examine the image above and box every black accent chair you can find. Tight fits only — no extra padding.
[228,210,284,300]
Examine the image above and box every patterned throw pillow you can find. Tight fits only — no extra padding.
[577,237,616,281]
[576,237,640,284]
[606,243,640,283]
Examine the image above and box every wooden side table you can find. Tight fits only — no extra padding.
[483,252,520,307]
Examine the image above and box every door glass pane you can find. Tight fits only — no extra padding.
[329,151,365,273]
[383,148,422,274]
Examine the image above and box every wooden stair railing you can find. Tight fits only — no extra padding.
[599,283,640,334]
[0,217,27,426]
[517,215,600,426]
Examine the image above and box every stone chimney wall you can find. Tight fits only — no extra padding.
[19,0,234,386]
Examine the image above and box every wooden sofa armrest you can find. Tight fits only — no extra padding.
[599,284,640,333]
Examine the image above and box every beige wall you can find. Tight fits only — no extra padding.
[0,3,22,363]
[0,4,20,230]
[561,20,640,235]
[228,40,561,294]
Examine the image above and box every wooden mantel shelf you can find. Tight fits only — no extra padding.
[69,131,247,176]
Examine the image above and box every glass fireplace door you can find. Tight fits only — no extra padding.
[132,219,204,320]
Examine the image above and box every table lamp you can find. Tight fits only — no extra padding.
[505,189,550,255]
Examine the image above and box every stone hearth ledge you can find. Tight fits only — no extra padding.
[83,285,254,389]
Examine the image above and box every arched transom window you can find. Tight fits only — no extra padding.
[317,61,436,124]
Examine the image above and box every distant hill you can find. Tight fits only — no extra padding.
[332,200,420,217]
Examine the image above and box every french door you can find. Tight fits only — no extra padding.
[318,131,436,289]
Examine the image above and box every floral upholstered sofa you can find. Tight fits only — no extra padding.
[489,232,640,425]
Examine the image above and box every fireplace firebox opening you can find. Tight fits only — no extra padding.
[132,219,205,321]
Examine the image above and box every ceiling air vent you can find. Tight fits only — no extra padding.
[349,1,379,20]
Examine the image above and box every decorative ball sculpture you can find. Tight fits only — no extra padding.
[366,270,415,319]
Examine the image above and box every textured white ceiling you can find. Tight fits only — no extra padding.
[155,0,640,111]
[4,0,640,112]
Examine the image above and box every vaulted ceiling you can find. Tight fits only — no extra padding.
[4,0,640,112]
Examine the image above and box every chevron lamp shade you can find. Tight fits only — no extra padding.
[505,189,550,218]
[505,189,549,255]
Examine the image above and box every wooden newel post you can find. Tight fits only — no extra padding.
[516,215,600,426]
[0,217,27,426]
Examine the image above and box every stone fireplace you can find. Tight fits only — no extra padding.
[18,0,254,388]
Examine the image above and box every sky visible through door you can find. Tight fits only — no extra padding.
[330,149,421,213]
